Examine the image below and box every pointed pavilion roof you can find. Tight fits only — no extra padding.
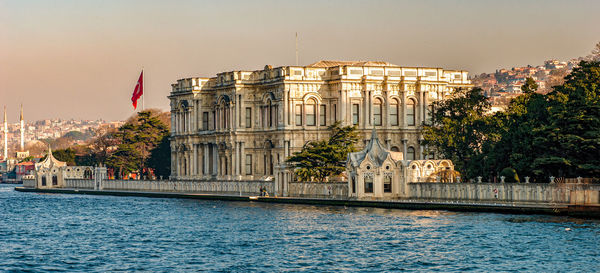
[347,128,402,168]
[36,145,66,170]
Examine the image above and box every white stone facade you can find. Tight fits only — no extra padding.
[168,60,472,196]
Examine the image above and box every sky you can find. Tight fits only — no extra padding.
[1,0,599,122]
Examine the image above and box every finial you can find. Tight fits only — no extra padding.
[20,104,23,121]
[371,126,378,140]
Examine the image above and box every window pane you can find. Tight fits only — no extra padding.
[364,176,373,193]
[352,104,359,125]
[245,108,252,128]
[333,104,337,122]
[245,155,252,175]
[295,104,302,126]
[384,176,392,193]
[406,99,415,126]
[203,112,209,130]
[390,101,398,126]
[306,104,315,126]
[373,101,382,126]
[319,105,326,126]
[407,147,415,160]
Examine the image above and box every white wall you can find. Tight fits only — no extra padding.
[407,182,600,205]
[288,182,348,199]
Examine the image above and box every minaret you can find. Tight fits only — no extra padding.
[20,104,24,151]
[3,106,7,159]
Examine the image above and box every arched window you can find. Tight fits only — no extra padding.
[373,98,382,126]
[406,99,416,126]
[52,175,58,186]
[407,147,416,161]
[390,99,399,126]
[41,176,46,186]
[391,146,400,152]
[305,99,316,126]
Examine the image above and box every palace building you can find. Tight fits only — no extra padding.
[168,60,472,196]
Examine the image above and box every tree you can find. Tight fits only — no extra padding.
[588,41,600,61]
[286,122,359,182]
[106,110,170,178]
[88,125,119,165]
[538,61,600,177]
[147,135,171,178]
[521,77,538,93]
[421,87,497,179]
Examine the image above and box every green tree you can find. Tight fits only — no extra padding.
[147,135,171,178]
[521,77,539,93]
[286,122,359,182]
[106,110,170,178]
[499,167,520,183]
[537,61,600,177]
[421,87,497,179]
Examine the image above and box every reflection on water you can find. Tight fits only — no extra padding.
[1,184,599,272]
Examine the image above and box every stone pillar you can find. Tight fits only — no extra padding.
[240,142,245,177]
[213,145,219,176]
[477,176,482,183]
[203,144,209,175]
[402,139,408,164]
[233,142,239,176]
[401,92,407,128]
[192,144,198,177]
[423,90,428,123]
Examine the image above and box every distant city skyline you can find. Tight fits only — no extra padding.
[1,0,599,122]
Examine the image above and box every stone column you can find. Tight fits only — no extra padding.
[401,93,406,128]
[423,90,429,124]
[402,139,408,163]
[240,142,246,177]
[213,145,219,176]
[203,144,209,175]
[419,88,424,125]
[192,144,198,177]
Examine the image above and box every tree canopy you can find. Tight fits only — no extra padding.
[286,122,360,182]
[422,61,600,182]
[105,110,170,178]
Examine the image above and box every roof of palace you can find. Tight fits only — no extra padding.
[36,146,67,170]
[347,129,403,168]
[307,60,398,68]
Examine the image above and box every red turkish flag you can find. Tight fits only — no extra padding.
[131,71,143,109]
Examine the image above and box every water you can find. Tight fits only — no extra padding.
[1,184,600,272]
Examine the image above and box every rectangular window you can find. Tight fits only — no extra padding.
[352,104,359,125]
[364,176,373,193]
[295,104,302,126]
[306,104,316,126]
[390,104,398,126]
[333,104,337,122]
[245,154,252,175]
[373,103,382,126]
[384,175,392,193]
[202,112,209,130]
[245,107,252,128]
[319,105,326,126]
[406,103,415,126]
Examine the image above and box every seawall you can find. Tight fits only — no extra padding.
[14,187,600,219]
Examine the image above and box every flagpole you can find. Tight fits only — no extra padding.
[142,68,145,111]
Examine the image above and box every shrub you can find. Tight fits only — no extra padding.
[499,167,520,183]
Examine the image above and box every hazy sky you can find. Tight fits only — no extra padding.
[1,0,599,122]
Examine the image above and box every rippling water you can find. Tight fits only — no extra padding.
[1,184,600,272]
